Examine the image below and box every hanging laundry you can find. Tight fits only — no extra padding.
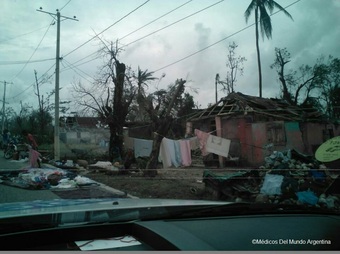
[179,139,192,166]
[158,138,183,168]
[173,140,182,167]
[134,138,153,158]
[189,136,200,150]
[159,138,173,168]
[194,129,210,156]
[206,134,231,158]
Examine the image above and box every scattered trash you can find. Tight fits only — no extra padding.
[260,174,284,195]
[318,194,339,209]
[0,167,99,190]
[74,175,98,186]
[255,194,269,203]
[89,161,113,171]
[53,178,77,189]
[296,190,318,205]
[190,187,197,194]
[202,149,339,210]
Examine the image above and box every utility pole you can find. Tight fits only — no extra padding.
[0,81,13,134]
[215,73,219,104]
[37,7,78,161]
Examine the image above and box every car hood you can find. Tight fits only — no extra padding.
[0,198,230,219]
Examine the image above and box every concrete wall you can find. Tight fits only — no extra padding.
[219,118,339,167]
[60,128,110,147]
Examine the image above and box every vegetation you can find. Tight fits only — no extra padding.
[71,40,196,169]
[244,0,293,97]
[216,41,247,97]
[270,48,340,121]
[1,70,56,146]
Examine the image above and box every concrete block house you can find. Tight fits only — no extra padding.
[187,92,339,167]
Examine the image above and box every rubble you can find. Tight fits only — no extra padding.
[203,149,339,210]
[0,167,98,190]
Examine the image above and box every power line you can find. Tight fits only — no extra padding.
[61,59,95,83]
[152,0,302,73]
[19,0,301,101]
[37,8,79,161]
[63,0,221,73]
[60,0,72,11]
[0,58,55,65]
[8,63,56,100]
[124,0,224,47]
[63,0,150,58]
[153,23,254,73]
[0,24,51,43]
[66,51,99,67]
[9,19,55,82]
[119,0,193,41]
[60,0,161,74]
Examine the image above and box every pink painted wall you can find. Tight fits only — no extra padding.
[191,117,340,167]
[251,123,267,166]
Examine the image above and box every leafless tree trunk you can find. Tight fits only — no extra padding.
[144,79,186,176]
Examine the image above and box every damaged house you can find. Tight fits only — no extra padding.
[59,116,110,149]
[187,92,340,167]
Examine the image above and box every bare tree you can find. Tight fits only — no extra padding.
[33,70,55,140]
[270,47,316,105]
[73,41,133,161]
[218,42,246,95]
[143,79,187,174]
[313,55,340,119]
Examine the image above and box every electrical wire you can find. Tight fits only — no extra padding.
[61,59,95,84]
[7,63,56,100]
[0,25,51,43]
[60,0,72,11]
[67,0,301,75]
[63,0,222,73]
[119,0,193,41]
[0,58,55,65]
[63,0,150,58]
[9,18,55,82]
[4,0,303,105]
[152,0,302,73]
[63,0,194,73]
[124,0,224,47]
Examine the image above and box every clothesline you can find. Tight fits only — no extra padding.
[125,129,230,169]
[153,128,222,139]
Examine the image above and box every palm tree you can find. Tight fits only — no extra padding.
[245,0,293,98]
[136,66,157,99]
[134,67,157,121]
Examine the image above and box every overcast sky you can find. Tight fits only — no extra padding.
[1,0,339,114]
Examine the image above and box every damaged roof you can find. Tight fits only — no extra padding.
[60,116,102,129]
[189,92,324,122]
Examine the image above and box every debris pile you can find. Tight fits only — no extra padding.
[0,168,98,190]
[88,161,126,175]
[203,149,339,210]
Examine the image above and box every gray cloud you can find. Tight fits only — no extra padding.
[1,0,339,112]
[194,23,211,49]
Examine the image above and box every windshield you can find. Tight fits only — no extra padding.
[0,0,339,251]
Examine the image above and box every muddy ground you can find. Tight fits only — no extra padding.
[81,152,237,201]
[86,167,218,200]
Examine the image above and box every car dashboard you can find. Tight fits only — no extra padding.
[0,213,339,251]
